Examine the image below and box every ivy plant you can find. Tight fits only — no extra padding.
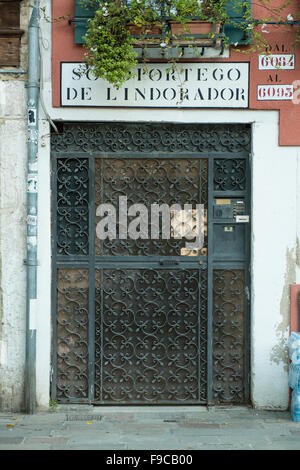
[80,0,300,88]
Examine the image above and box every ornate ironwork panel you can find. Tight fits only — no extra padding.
[56,158,89,255]
[212,270,245,404]
[56,269,89,399]
[199,268,208,402]
[51,123,251,154]
[94,268,206,403]
[51,122,251,406]
[214,159,246,191]
[95,158,207,256]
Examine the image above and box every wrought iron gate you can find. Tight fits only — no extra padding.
[51,123,251,405]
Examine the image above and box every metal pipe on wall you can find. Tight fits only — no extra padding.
[24,1,40,414]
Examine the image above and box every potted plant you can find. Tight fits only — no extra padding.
[80,0,247,88]
[167,0,224,36]
[82,0,165,88]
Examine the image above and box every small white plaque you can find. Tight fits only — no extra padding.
[258,54,295,70]
[235,215,250,223]
[257,84,294,101]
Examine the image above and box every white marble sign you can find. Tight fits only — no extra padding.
[60,62,249,108]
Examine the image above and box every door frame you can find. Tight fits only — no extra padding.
[50,122,251,405]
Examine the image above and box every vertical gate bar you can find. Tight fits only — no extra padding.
[198,159,202,403]
[88,155,95,403]
[206,156,214,405]
[244,154,251,403]
[100,267,103,402]
[197,266,201,403]
[244,267,250,403]
[51,154,58,399]
[100,158,104,402]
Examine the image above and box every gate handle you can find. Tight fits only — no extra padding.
[159,259,179,266]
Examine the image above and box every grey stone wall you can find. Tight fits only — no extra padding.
[0,0,31,411]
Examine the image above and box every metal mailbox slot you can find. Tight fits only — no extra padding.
[213,198,248,258]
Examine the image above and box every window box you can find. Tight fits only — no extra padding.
[0,0,24,66]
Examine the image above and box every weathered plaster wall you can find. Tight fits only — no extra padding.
[251,119,298,409]
[0,0,31,411]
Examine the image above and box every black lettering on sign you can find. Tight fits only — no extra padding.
[220,88,234,100]
[184,68,192,82]
[266,44,289,53]
[81,87,92,100]
[150,88,161,100]
[236,88,245,101]
[194,88,204,100]
[135,88,146,100]
[228,68,241,81]
[86,69,97,81]
[149,69,162,81]
[197,68,208,81]
[163,88,176,100]
[137,68,145,81]
[72,67,81,80]
[67,88,78,100]
[212,68,224,81]
[208,88,219,100]
[267,74,281,83]
[180,88,189,101]
[166,69,177,81]
[107,88,117,100]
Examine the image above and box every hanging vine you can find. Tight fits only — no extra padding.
[74,1,300,87]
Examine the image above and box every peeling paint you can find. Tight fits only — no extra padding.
[270,247,296,371]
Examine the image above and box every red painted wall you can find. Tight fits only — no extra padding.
[52,0,300,146]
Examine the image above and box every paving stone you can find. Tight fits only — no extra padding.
[24,437,69,445]
[170,427,223,437]
[178,423,220,429]
[124,442,184,450]
[220,422,265,430]
[68,443,128,450]
[289,429,300,435]
[0,407,299,450]
[178,436,222,446]
[0,444,52,450]
[0,437,24,444]
[251,442,300,450]
[68,436,121,446]
[203,445,239,450]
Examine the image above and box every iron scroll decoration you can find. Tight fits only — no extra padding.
[51,123,251,154]
[53,122,250,405]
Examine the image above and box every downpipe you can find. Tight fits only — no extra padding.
[24,1,40,414]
